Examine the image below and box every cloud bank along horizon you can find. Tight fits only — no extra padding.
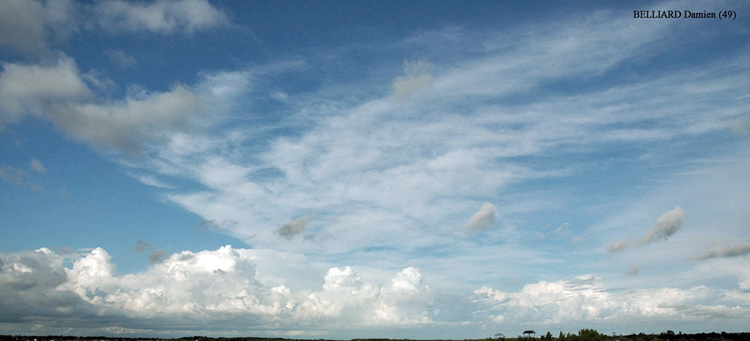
[1,0,750,338]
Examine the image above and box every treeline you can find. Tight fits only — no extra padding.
[2,331,750,341]
[500,330,750,341]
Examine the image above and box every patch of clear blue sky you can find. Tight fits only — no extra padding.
[0,119,238,274]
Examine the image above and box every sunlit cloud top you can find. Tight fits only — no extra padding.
[1,0,750,338]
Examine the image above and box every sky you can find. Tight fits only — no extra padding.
[1,0,750,338]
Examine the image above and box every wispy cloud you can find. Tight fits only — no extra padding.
[30,157,47,174]
[0,165,28,186]
[393,60,434,99]
[0,164,43,191]
[90,0,229,34]
[105,49,137,68]
[695,240,750,261]
[3,0,750,336]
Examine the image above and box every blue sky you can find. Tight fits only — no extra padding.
[1,0,750,338]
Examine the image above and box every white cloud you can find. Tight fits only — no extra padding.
[0,248,88,322]
[0,55,213,152]
[125,4,750,265]
[473,275,746,329]
[0,55,93,124]
[3,245,750,336]
[0,0,80,57]
[57,84,207,151]
[0,246,442,333]
[464,202,497,232]
[0,0,46,56]
[92,0,229,34]
[376,267,434,324]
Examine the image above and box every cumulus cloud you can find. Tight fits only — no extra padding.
[3,246,749,335]
[277,213,316,239]
[608,207,684,252]
[56,84,207,152]
[695,240,750,261]
[464,202,497,232]
[0,55,210,152]
[472,275,741,327]
[0,0,47,56]
[92,0,229,34]
[376,267,434,323]
[0,248,87,321]
[0,55,93,124]
[0,246,443,334]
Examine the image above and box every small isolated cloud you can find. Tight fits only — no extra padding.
[608,206,683,252]
[623,265,640,276]
[464,202,496,232]
[393,60,434,99]
[695,240,750,261]
[133,239,168,264]
[553,222,572,237]
[148,249,169,264]
[30,157,47,174]
[606,239,629,252]
[277,213,316,239]
[638,206,684,244]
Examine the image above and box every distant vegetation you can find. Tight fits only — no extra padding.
[1,330,750,341]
